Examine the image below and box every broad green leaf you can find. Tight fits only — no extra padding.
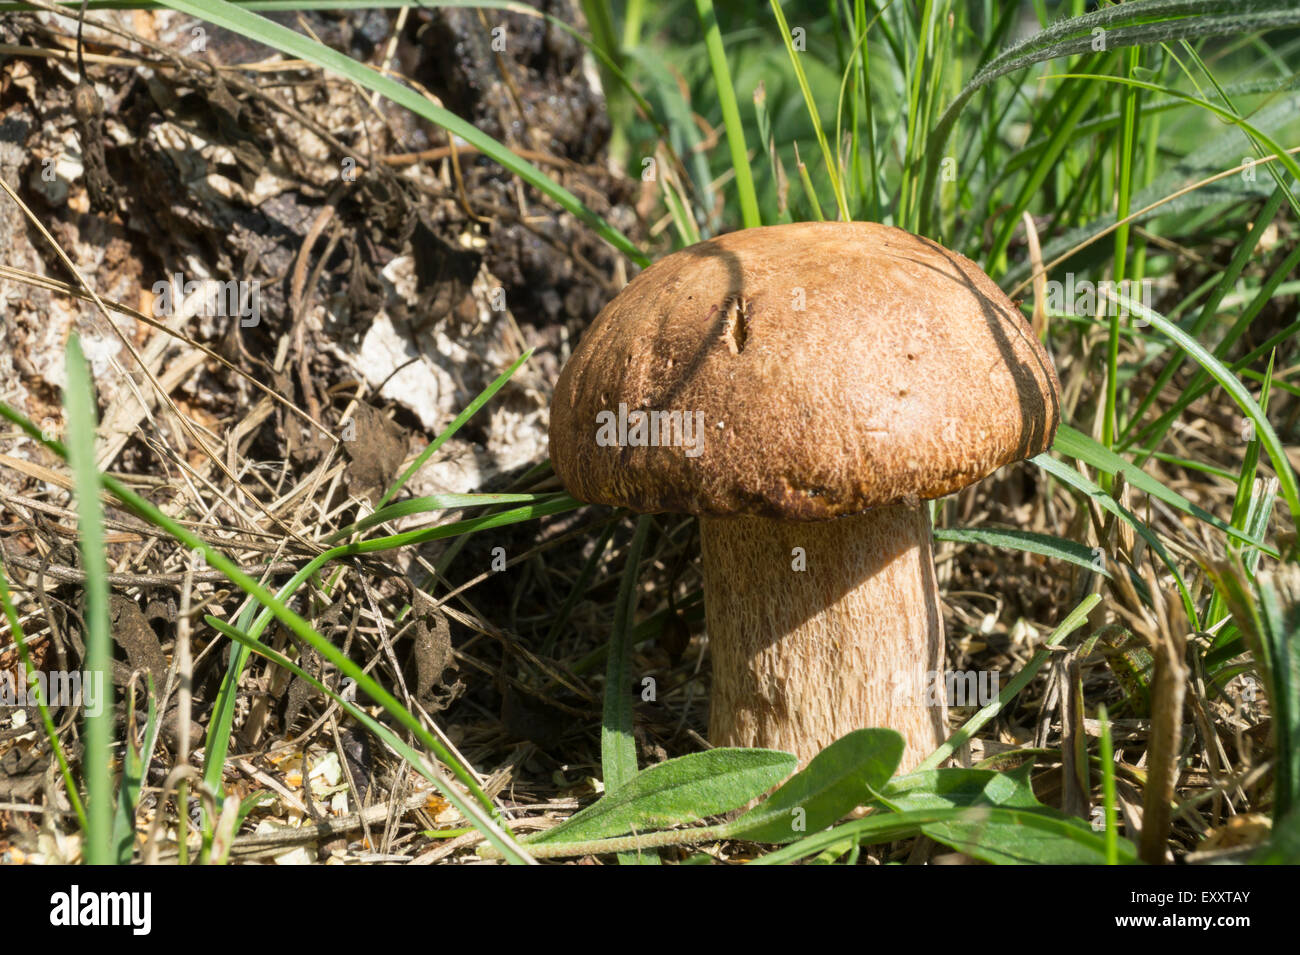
[880,764,1043,812]
[728,729,903,844]
[529,748,797,845]
[920,809,1129,865]
[749,807,1134,865]
[879,766,1136,864]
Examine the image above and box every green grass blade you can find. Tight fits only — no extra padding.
[1044,72,1300,186]
[1098,704,1119,865]
[542,518,616,656]
[324,492,550,545]
[63,335,113,865]
[1105,44,1143,451]
[0,398,575,829]
[1053,424,1273,554]
[1104,288,1300,530]
[601,515,655,862]
[205,616,535,863]
[377,350,532,510]
[694,0,761,229]
[603,514,652,796]
[918,0,1300,232]
[1126,238,1300,459]
[918,594,1100,771]
[1120,188,1287,445]
[111,680,162,864]
[1035,453,1197,621]
[1256,574,1300,820]
[793,143,826,221]
[934,527,1113,578]
[769,0,849,220]
[0,564,87,830]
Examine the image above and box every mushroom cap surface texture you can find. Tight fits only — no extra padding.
[549,221,1061,520]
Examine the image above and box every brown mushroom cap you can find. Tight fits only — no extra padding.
[549,221,1060,520]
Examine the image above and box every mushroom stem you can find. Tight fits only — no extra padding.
[700,504,948,770]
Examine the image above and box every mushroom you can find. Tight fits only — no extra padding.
[548,221,1060,770]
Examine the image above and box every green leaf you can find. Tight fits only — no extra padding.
[746,806,1131,865]
[920,809,1130,865]
[529,748,797,845]
[728,729,903,843]
[880,764,1044,812]
[877,765,1136,864]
